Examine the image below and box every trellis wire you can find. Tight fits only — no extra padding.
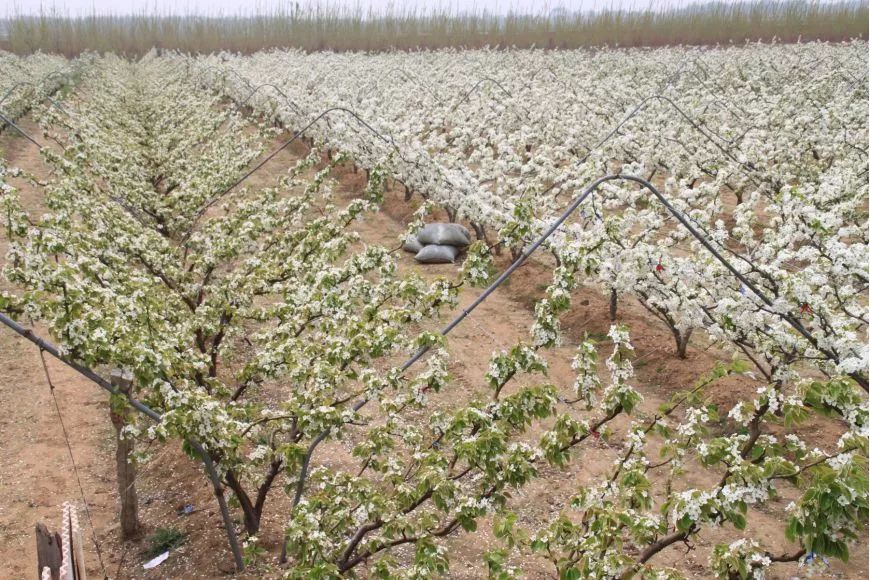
[190,60,865,387]
[0,111,43,147]
[232,82,305,116]
[6,56,865,569]
[0,314,246,572]
[288,171,867,560]
[37,346,110,580]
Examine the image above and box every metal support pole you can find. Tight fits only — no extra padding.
[290,171,868,523]
[0,111,43,147]
[0,312,246,572]
[400,173,866,390]
[193,443,245,572]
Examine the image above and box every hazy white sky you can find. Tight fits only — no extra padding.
[3,0,731,17]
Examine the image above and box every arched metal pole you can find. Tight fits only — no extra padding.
[0,82,70,116]
[450,76,515,111]
[448,76,530,121]
[364,68,446,106]
[232,82,305,116]
[190,64,225,86]
[188,106,404,232]
[0,312,246,572]
[18,68,863,389]
[0,70,69,105]
[546,93,768,204]
[0,111,43,147]
[191,73,864,388]
[192,64,255,93]
[401,173,865,387]
[289,172,868,538]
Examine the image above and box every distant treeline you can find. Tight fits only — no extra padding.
[1,0,867,55]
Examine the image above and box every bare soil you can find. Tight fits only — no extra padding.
[0,117,866,580]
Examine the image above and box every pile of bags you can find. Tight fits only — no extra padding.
[403,223,471,264]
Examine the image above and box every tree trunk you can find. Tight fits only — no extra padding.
[224,471,261,534]
[470,221,485,241]
[404,184,412,202]
[671,326,693,359]
[110,369,140,540]
[609,289,618,321]
[241,502,260,535]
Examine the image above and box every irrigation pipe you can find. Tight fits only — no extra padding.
[0,313,246,572]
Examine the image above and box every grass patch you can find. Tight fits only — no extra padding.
[145,527,186,558]
[586,330,611,342]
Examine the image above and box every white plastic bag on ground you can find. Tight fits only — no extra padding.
[414,244,460,264]
[143,551,169,569]
[417,223,471,247]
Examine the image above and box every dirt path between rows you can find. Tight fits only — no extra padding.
[0,121,121,580]
[0,109,866,580]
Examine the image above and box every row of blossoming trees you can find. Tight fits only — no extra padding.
[0,48,867,578]
[196,42,867,375]
[0,51,88,130]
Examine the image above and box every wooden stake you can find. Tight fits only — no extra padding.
[110,369,140,540]
[35,523,62,580]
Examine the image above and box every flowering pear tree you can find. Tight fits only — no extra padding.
[3,58,458,537]
[0,45,866,579]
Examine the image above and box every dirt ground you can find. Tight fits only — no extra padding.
[0,112,866,580]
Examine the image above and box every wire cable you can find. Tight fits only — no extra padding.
[37,346,110,580]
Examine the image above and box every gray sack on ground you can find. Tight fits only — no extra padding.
[402,236,424,253]
[416,223,471,247]
[414,244,460,264]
